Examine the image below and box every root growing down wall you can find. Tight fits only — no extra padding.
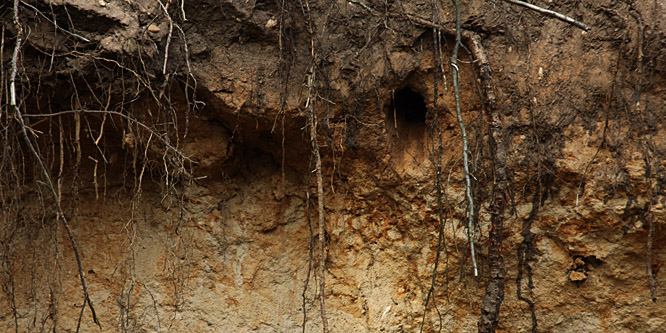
[2,0,666,332]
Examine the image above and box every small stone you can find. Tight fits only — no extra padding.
[148,24,161,33]
[98,0,106,6]
[569,270,587,282]
[122,132,135,149]
[387,229,402,240]
[538,67,544,80]
[265,18,277,29]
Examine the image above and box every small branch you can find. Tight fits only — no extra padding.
[503,0,590,31]
[348,0,373,12]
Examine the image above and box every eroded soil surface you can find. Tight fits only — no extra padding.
[1,0,666,331]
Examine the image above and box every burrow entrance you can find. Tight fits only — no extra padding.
[384,85,429,173]
[386,86,427,138]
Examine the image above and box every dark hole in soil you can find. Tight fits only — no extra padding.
[393,87,427,125]
[582,255,604,267]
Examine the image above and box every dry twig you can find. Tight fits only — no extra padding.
[503,0,590,31]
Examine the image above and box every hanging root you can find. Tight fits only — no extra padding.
[399,9,508,331]
[628,9,657,303]
[469,23,508,333]
[306,67,328,332]
[450,0,478,278]
[302,158,316,332]
[516,186,544,333]
[406,11,510,332]
[419,1,449,330]
[301,0,328,330]
[310,100,329,332]
[10,1,101,330]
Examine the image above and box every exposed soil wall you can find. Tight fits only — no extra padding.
[1,0,666,332]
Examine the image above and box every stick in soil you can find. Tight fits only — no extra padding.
[503,0,590,31]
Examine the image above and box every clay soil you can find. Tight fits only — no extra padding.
[1,0,666,332]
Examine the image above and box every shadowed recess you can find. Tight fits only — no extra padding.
[393,86,427,125]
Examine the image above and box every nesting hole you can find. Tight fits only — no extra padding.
[391,86,427,126]
[383,84,434,173]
